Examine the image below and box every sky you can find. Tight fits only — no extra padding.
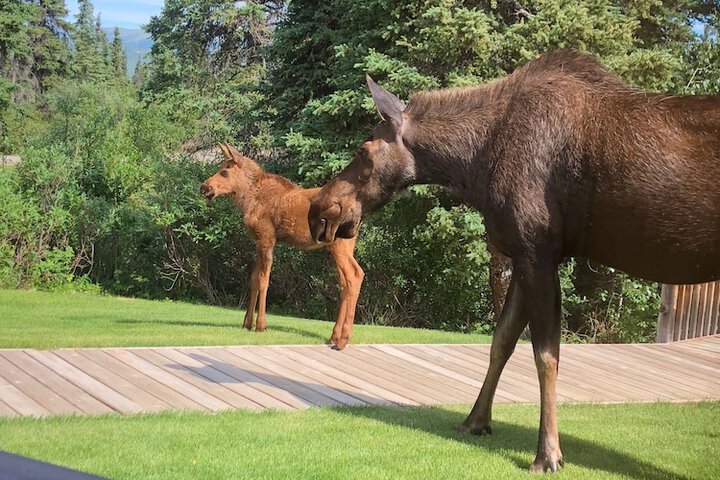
[67,1,164,29]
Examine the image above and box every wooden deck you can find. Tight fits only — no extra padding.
[1,336,718,418]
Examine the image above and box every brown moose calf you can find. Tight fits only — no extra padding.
[201,144,363,350]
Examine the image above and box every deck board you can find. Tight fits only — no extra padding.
[1,335,718,418]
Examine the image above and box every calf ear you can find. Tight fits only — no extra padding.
[219,143,243,166]
[366,75,404,128]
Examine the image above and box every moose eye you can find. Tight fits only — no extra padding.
[220,170,229,178]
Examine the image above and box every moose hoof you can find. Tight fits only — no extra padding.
[457,423,492,436]
[529,454,564,474]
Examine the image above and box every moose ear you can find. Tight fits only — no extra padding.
[219,143,243,165]
[366,75,404,128]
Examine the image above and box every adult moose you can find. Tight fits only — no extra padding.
[308,51,720,472]
[201,144,364,349]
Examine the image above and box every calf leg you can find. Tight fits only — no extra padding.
[328,238,364,350]
[254,242,275,332]
[459,269,527,434]
[243,265,260,330]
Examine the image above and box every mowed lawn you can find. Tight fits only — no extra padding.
[1,402,718,479]
[0,289,492,348]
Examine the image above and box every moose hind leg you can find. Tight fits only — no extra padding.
[243,265,260,330]
[460,271,527,434]
[254,243,274,332]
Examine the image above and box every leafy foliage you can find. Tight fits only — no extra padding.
[0,0,717,342]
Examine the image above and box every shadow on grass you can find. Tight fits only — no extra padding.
[339,406,691,479]
[165,352,689,480]
[264,324,327,341]
[115,318,241,328]
[114,319,328,341]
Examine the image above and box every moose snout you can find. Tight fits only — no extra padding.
[200,183,215,199]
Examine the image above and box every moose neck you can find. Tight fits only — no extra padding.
[402,81,507,205]
[232,159,266,212]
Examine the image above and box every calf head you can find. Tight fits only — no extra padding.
[200,144,252,200]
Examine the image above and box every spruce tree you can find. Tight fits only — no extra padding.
[110,26,127,77]
[72,0,111,82]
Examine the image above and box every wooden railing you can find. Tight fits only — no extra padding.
[656,282,720,342]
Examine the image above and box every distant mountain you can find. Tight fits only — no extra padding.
[102,27,153,77]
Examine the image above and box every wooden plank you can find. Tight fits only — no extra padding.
[563,345,676,400]
[369,345,533,402]
[24,350,143,414]
[696,283,709,338]
[0,351,112,415]
[673,285,686,341]
[338,345,479,402]
[638,344,720,373]
[0,398,19,418]
[0,355,77,415]
[187,348,311,409]
[77,350,203,411]
[290,346,443,404]
[456,344,619,403]
[688,284,699,339]
[349,345,478,397]
[448,345,555,400]
[0,383,49,417]
[711,285,719,335]
[598,345,718,397]
[226,346,366,407]
[707,284,719,336]
[657,285,678,343]
[54,350,170,413]
[155,348,294,410]
[711,283,720,335]
[273,346,416,406]
[553,345,666,401]
[103,349,221,412]
[132,349,250,411]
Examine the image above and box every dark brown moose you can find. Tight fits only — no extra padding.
[308,50,720,472]
[201,144,364,350]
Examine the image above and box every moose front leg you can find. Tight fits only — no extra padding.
[459,269,527,434]
[528,264,564,473]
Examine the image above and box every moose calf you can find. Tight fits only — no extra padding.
[201,144,363,350]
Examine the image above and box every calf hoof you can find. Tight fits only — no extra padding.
[255,326,266,333]
[242,323,253,331]
[333,336,350,351]
[529,454,564,474]
[457,423,492,436]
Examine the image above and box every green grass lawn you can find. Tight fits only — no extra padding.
[0,289,492,349]
[1,402,718,479]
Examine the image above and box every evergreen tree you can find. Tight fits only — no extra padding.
[131,56,144,87]
[111,26,127,77]
[0,0,71,101]
[72,0,111,82]
[143,1,283,152]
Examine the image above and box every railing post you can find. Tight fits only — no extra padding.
[656,284,678,343]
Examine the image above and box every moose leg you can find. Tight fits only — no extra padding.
[459,268,527,434]
[243,263,261,330]
[328,238,364,350]
[527,265,563,473]
[254,242,275,332]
